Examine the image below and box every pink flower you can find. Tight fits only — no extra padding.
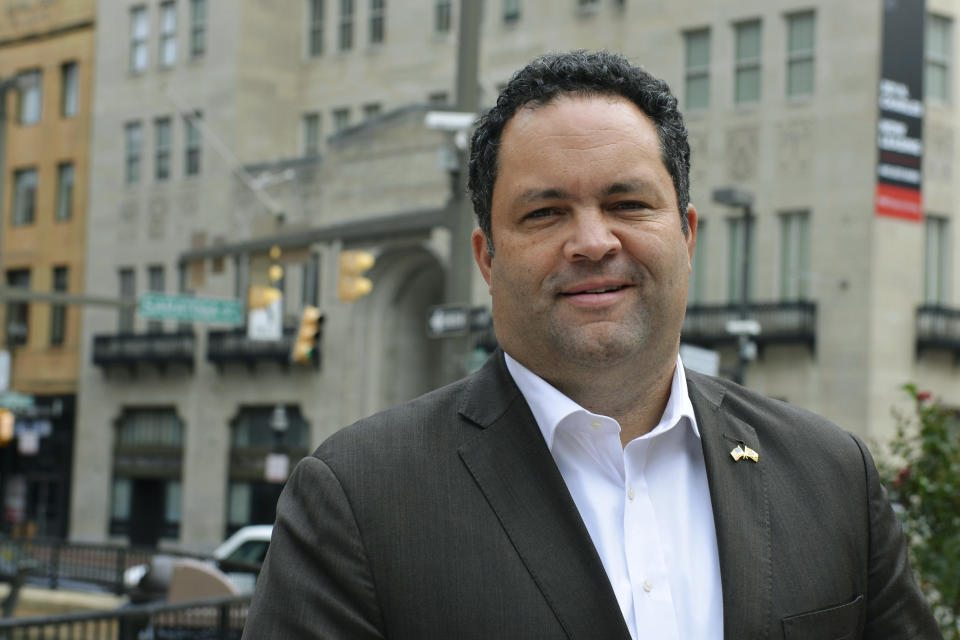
[916,391,932,402]
[894,467,911,488]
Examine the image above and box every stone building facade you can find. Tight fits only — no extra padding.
[72,0,960,549]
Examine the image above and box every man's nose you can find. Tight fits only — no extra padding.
[564,210,622,262]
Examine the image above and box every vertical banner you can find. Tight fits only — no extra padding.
[875,0,925,221]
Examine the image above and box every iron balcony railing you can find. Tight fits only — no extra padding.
[206,325,304,370]
[916,304,960,361]
[0,593,250,639]
[92,331,196,372]
[682,301,817,352]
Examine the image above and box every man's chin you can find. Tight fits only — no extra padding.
[549,327,647,369]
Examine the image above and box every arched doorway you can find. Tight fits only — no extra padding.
[226,405,310,536]
[110,407,184,547]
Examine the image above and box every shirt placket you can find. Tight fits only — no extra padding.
[623,437,680,640]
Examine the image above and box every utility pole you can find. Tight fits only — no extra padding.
[712,187,758,386]
[442,0,483,383]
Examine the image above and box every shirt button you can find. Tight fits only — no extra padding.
[627,487,635,501]
[642,580,653,593]
[589,420,603,430]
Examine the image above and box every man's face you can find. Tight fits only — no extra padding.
[472,94,697,376]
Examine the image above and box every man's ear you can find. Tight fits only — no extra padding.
[472,228,493,293]
[685,204,698,270]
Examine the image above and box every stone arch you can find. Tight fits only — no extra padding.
[348,243,445,416]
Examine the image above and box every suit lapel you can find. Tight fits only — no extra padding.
[457,352,630,640]
[688,373,773,640]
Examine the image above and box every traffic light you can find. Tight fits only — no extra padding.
[291,305,323,365]
[338,250,375,302]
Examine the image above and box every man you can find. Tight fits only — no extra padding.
[242,51,939,639]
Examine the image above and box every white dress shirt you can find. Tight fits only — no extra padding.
[504,353,723,640]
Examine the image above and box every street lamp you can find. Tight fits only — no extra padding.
[264,404,290,484]
[712,186,757,386]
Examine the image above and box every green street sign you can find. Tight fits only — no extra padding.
[138,293,244,326]
[0,391,34,410]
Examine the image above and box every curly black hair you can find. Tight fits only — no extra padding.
[468,50,691,252]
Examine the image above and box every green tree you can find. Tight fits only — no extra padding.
[881,384,960,639]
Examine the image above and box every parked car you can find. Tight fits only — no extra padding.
[124,525,273,599]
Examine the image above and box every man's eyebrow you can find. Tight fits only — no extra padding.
[516,188,570,203]
[602,180,651,196]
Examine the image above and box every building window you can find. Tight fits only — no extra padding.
[689,219,706,304]
[779,211,810,300]
[50,266,68,346]
[726,216,755,303]
[362,102,381,120]
[12,168,37,226]
[308,0,324,56]
[5,269,30,347]
[124,122,143,185]
[130,6,149,72]
[118,268,135,333]
[786,11,815,97]
[503,0,520,23]
[683,28,710,109]
[60,62,78,117]
[190,0,207,58]
[333,107,350,132]
[303,113,321,155]
[148,265,165,333]
[370,0,385,43]
[185,112,202,176]
[339,0,354,50]
[924,215,950,304]
[155,117,172,181]
[17,69,42,125]
[159,1,177,67]
[435,0,452,33]
[734,19,762,104]
[55,162,74,222]
[926,14,952,103]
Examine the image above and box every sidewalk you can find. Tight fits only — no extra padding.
[0,584,126,618]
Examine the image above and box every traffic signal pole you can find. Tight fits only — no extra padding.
[441,0,483,383]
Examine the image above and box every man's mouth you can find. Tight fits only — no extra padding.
[562,284,629,295]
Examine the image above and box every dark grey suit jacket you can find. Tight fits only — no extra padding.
[242,351,940,639]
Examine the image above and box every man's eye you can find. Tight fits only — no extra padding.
[611,200,647,210]
[526,208,559,219]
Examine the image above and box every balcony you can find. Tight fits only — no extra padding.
[682,301,817,354]
[916,305,960,362]
[92,331,196,374]
[207,325,313,371]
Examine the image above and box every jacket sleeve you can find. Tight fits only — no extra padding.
[241,455,386,640]
[852,435,942,639]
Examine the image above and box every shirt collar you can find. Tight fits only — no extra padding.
[503,352,700,450]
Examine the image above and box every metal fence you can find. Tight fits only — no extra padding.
[0,594,250,639]
[0,536,202,595]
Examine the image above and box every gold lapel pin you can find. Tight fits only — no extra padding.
[730,444,759,463]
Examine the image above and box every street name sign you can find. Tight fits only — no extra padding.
[725,318,762,336]
[427,305,470,337]
[427,305,493,338]
[139,293,243,326]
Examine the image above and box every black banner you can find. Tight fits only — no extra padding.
[875,0,925,221]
